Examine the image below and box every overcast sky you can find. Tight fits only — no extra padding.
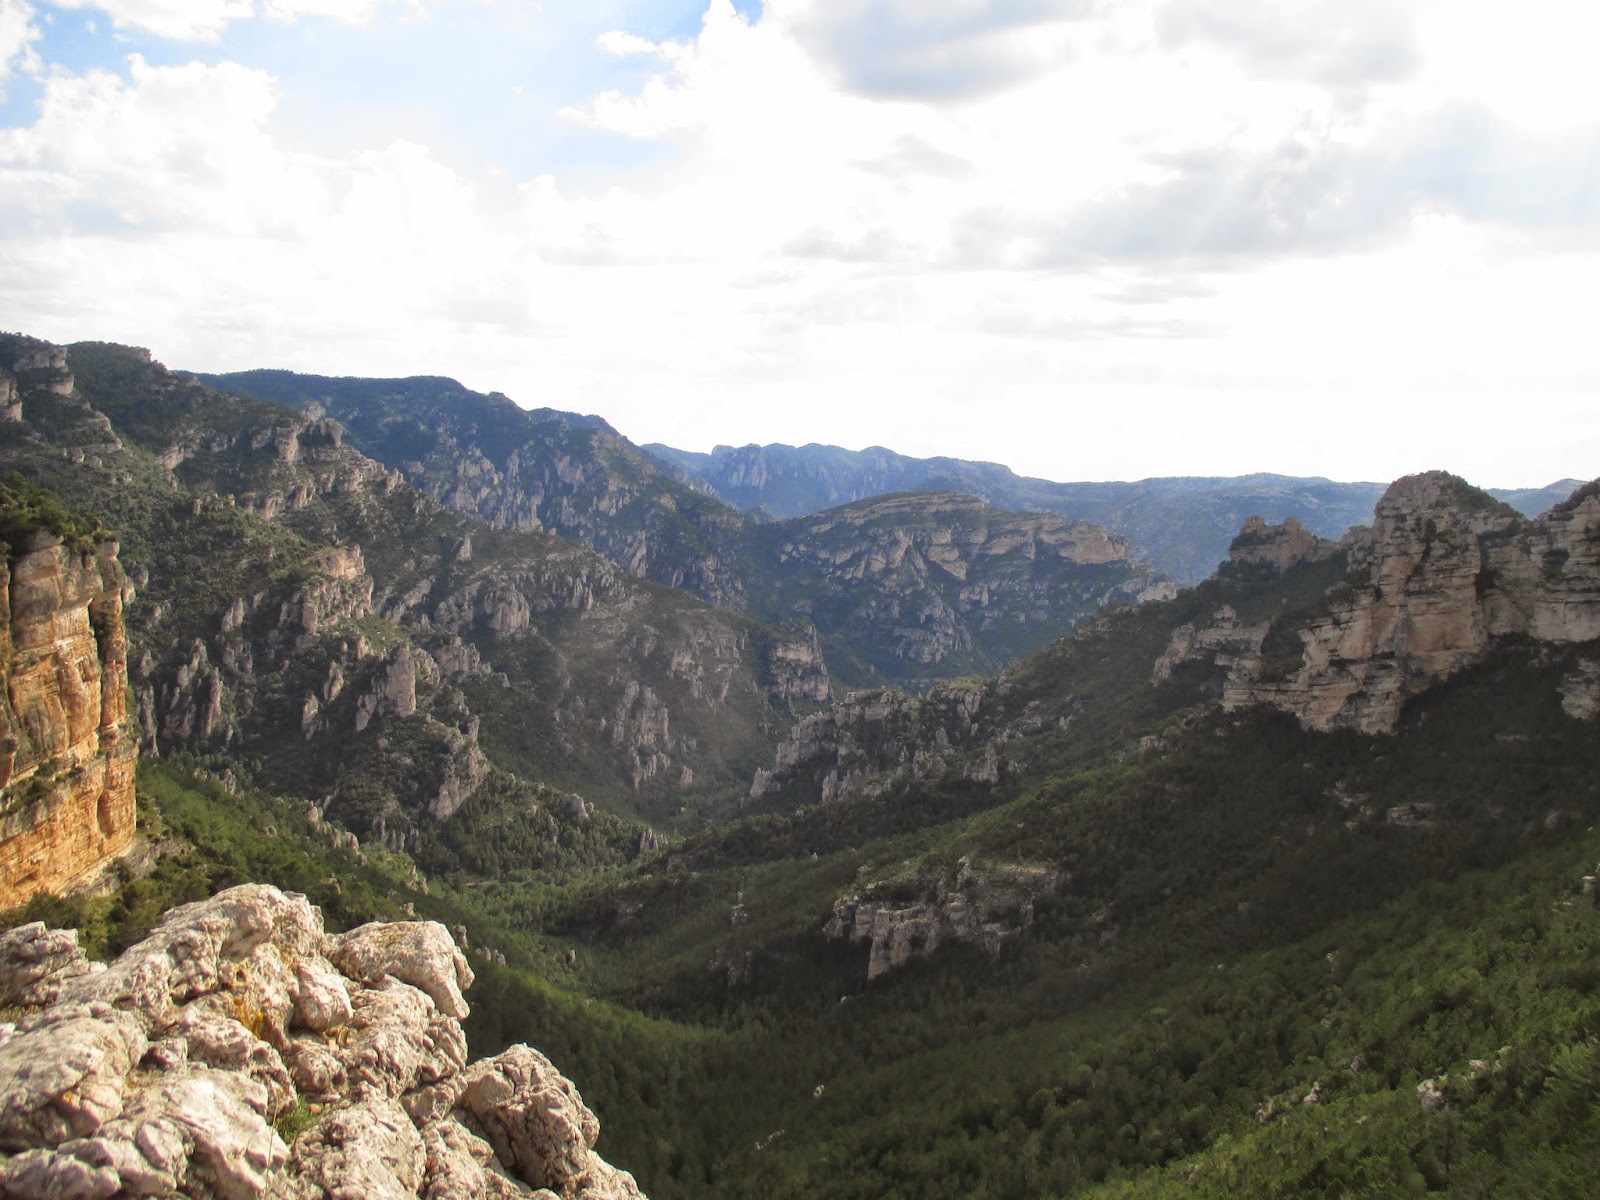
[1,0,1596,487]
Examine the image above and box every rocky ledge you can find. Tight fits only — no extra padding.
[0,885,645,1200]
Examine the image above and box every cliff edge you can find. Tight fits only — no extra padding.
[0,511,136,910]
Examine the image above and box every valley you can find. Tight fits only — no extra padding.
[2,332,1598,1199]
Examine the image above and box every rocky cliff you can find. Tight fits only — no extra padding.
[1220,473,1600,733]
[194,371,752,612]
[0,522,136,911]
[824,857,1061,981]
[0,884,646,1200]
[747,681,998,811]
[0,336,834,836]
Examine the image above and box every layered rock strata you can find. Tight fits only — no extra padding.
[0,885,646,1200]
[0,533,136,910]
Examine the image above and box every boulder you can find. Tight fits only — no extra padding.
[331,921,474,1020]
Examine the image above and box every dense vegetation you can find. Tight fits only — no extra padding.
[0,471,106,560]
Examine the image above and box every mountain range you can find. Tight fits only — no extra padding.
[1,330,1598,1199]
[647,440,1581,582]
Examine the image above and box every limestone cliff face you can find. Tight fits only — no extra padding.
[1223,474,1600,733]
[0,885,647,1199]
[0,533,136,910]
[824,857,1061,981]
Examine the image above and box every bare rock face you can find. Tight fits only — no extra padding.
[354,647,420,733]
[749,682,990,808]
[0,533,138,910]
[762,492,1164,684]
[1151,605,1269,684]
[1560,659,1600,720]
[458,1046,643,1199]
[825,857,1061,982]
[331,921,475,1021]
[0,885,646,1200]
[763,622,832,706]
[1224,516,1338,580]
[1223,474,1600,733]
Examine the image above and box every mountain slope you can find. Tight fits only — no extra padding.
[202,370,1162,690]
[530,471,1600,1197]
[732,491,1172,691]
[0,336,828,848]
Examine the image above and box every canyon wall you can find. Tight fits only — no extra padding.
[0,532,136,910]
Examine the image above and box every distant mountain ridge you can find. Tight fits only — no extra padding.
[646,441,1581,582]
[201,370,1161,690]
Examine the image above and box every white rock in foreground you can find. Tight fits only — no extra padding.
[0,884,646,1200]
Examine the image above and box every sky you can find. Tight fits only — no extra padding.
[0,1,1597,487]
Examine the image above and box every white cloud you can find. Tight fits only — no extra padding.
[2,0,1598,488]
[595,29,669,59]
[782,0,1096,100]
[261,0,423,25]
[0,0,42,93]
[1157,0,1419,88]
[0,56,306,232]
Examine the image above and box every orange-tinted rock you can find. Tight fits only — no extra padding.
[0,536,137,910]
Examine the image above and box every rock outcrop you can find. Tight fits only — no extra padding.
[0,532,137,911]
[824,857,1061,981]
[0,885,646,1200]
[1222,474,1600,733]
[1150,605,1269,684]
[748,682,991,809]
[1222,516,1339,581]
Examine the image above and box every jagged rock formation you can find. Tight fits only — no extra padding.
[194,371,751,612]
[0,527,136,911]
[1150,605,1270,685]
[1221,474,1600,733]
[0,885,646,1199]
[1222,516,1339,581]
[824,857,1061,981]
